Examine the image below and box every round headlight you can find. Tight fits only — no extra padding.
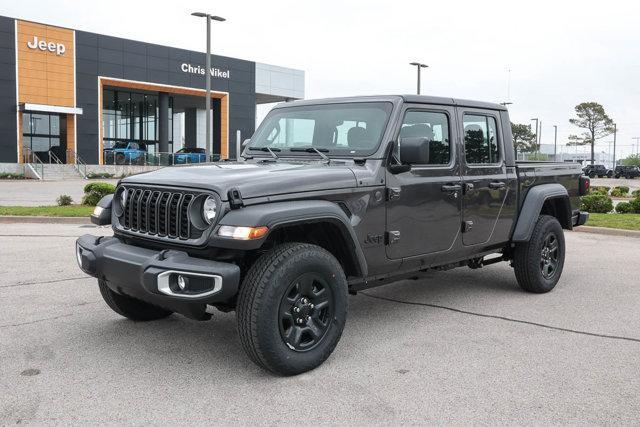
[202,196,217,224]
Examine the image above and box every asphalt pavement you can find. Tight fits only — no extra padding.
[1,223,639,424]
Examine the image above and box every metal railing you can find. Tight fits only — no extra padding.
[103,151,220,167]
[22,148,44,180]
[48,150,63,165]
[66,149,88,179]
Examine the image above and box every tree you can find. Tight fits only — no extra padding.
[620,154,640,167]
[567,102,615,165]
[511,123,538,153]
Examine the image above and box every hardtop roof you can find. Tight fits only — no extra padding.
[273,95,507,111]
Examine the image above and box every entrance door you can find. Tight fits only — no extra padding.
[459,110,509,246]
[386,105,462,260]
[22,112,66,163]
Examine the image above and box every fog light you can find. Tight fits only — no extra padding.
[177,275,188,290]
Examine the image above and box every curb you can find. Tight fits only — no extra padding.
[572,226,640,239]
[0,215,91,224]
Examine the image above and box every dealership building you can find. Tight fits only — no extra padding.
[0,15,304,166]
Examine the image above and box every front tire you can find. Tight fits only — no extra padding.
[98,279,172,321]
[513,215,565,293]
[236,243,348,376]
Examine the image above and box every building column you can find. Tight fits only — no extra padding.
[158,92,169,153]
[184,108,198,149]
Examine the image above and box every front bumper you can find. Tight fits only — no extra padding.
[76,234,241,306]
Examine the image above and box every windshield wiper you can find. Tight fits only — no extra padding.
[248,146,281,159]
[290,147,331,163]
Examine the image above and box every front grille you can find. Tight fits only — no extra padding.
[119,186,201,241]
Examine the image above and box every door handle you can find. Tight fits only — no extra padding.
[441,184,462,193]
[489,181,506,189]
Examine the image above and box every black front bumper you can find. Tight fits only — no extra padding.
[76,235,241,307]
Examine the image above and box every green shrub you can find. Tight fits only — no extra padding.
[56,194,73,206]
[0,172,25,179]
[86,172,115,179]
[610,186,630,197]
[589,186,610,196]
[580,195,613,213]
[615,202,633,214]
[630,198,640,214]
[82,182,116,206]
[632,189,640,198]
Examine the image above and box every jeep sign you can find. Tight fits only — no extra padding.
[27,36,66,56]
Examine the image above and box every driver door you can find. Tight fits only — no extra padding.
[385,106,462,260]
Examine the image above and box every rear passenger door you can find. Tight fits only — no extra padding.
[459,110,509,246]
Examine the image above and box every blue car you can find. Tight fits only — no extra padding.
[104,142,147,165]
[173,147,207,164]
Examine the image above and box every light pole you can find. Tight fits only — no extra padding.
[409,62,428,95]
[634,137,640,156]
[612,123,617,168]
[192,12,225,161]
[530,118,539,151]
[553,125,558,159]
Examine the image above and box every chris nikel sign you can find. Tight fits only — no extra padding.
[181,63,230,79]
[27,35,66,56]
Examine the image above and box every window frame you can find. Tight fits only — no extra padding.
[461,111,504,168]
[393,107,455,169]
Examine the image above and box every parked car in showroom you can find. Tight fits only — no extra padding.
[582,164,611,178]
[103,142,147,165]
[173,147,207,164]
[613,165,640,179]
[77,95,590,376]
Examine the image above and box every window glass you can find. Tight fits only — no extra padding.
[31,114,50,135]
[250,102,393,154]
[23,113,31,133]
[398,111,450,164]
[463,114,500,164]
[50,115,60,136]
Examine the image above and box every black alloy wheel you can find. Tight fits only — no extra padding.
[540,232,559,280]
[279,272,334,352]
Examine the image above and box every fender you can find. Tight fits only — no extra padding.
[211,200,368,277]
[511,183,570,242]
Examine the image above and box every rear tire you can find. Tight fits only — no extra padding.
[236,242,348,376]
[513,215,565,293]
[98,279,172,321]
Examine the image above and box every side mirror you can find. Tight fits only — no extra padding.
[399,137,430,165]
[242,139,251,148]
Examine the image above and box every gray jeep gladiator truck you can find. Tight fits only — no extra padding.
[76,95,590,375]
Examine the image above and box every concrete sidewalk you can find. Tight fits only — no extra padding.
[0,179,119,206]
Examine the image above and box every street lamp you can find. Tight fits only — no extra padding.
[553,125,558,158]
[192,12,226,161]
[409,62,428,95]
[530,118,539,148]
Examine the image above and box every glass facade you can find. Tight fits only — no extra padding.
[102,89,174,154]
[22,112,65,162]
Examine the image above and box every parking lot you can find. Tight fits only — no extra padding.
[1,223,639,424]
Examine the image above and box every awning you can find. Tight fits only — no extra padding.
[19,103,83,115]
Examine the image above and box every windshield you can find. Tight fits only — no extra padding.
[249,102,393,156]
[112,142,129,149]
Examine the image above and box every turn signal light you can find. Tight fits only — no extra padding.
[218,225,269,240]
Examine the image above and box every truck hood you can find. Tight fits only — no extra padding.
[121,160,358,200]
